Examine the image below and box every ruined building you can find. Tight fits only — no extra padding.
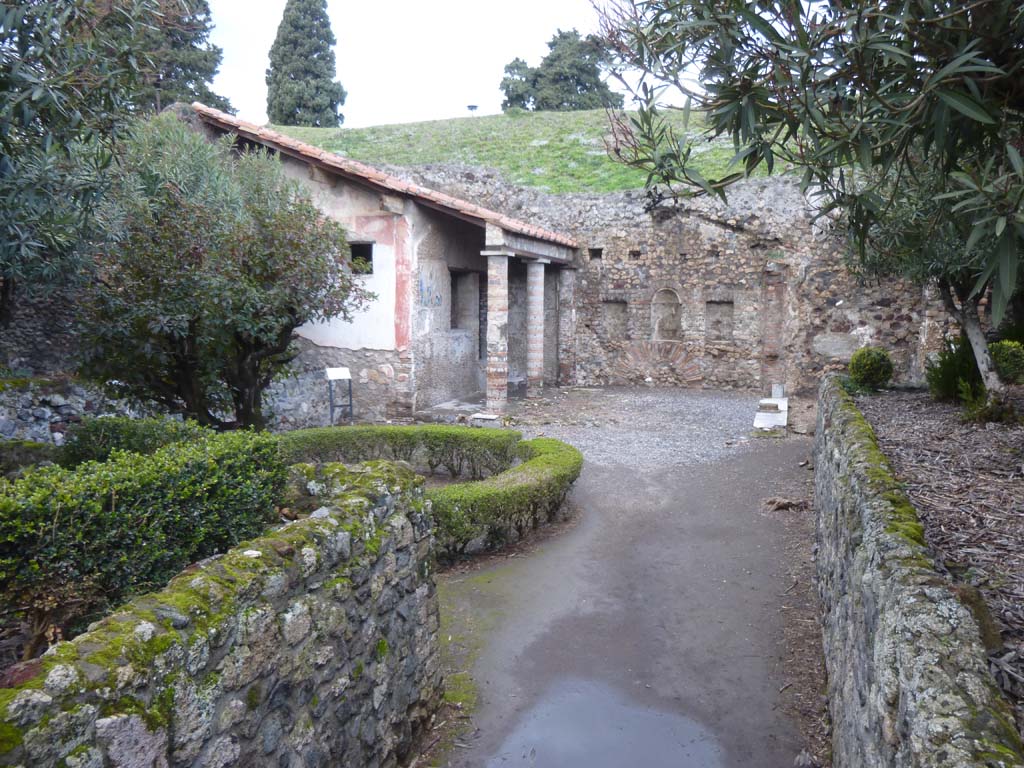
[0,104,951,433]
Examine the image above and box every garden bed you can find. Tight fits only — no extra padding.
[857,389,1024,729]
[279,425,583,558]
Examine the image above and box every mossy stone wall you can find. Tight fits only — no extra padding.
[0,462,442,767]
[814,376,1023,767]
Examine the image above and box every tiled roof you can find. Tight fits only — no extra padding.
[191,103,578,251]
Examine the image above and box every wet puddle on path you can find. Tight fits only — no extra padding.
[483,678,725,767]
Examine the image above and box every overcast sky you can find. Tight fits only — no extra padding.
[207,0,620,128]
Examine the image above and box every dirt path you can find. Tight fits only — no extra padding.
[431,388,820,768]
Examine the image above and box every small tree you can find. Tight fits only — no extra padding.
[0,0,149,325]
[266,0,347,126]
[82,112,371,428]
[499,29,624,113]
[598,0,1024,395]
[500,58,535,111]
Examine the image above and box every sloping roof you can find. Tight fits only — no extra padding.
[191,103,578,251]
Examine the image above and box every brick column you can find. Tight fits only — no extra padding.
[526,260,546,396]
[485,253,509,411]
[557,268,576,385]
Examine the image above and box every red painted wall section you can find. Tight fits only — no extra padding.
[354,213,411,351]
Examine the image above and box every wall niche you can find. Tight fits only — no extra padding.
[652,289,682,341]
[601,300,629,339]
[706,300,735,341]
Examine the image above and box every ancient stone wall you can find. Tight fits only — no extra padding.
[0,379,142,445]
[387,165,952,397]
[0,463,442,768]
[0,291,82,378]
[2,161,955,422]
[813,376,1023,767]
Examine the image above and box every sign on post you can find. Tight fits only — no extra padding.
[326,367,353,424]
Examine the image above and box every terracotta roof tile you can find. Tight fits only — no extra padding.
[191,103,578,252]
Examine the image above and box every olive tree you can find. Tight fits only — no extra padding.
[0,0,150,325]
[82,112,371,428]
[598,0,1024,393]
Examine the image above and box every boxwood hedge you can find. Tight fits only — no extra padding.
[278,424,521,479]
[0,430,285,659]
[279,426,583,558]
[428,437,583,556]
[59,416,211,467]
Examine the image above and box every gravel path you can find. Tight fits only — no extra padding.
[509,386,761,470]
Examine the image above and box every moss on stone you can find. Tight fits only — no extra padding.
[0,718,23,752]
[0,377,54,393]
[0,455,423,761]
[246,684,262,711]
[954,585,1004,654]
[884,521,926,547]
[99,695,168,731]
[323,575,351,590]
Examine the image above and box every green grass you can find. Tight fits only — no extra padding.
[276,109,746,195]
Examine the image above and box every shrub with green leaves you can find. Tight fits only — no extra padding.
[926,336,983,402]
[278,425,583,557]
[989,340,1024,385]
[278,425,521,479]
[0,431,285,659]
[59,416,210,467]
[428,438,583,556]
[848,346,894,389]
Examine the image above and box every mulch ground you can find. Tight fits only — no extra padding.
[857,390,1024,730]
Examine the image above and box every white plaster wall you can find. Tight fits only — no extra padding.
[300,247,396,351]
[278,156,398,351]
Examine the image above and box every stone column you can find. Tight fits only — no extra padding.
[526,260,547,396]
[557,268,576,385]
[485,253,509,411]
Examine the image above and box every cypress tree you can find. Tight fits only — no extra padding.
[99,0,233,113]
[266,0,347,126]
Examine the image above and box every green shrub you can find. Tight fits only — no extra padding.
[0,441,56,476]
[427,438,584,556]
[926,336,983,402]
[989,340,1024,384]
[279,426,583,559]
[59,416,210,467]
[277,425,521,479]
[848,346,894,389]
[0,431,285,659]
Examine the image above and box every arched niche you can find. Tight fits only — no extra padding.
[652,289,682,341]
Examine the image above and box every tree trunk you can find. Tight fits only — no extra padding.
[939,279,1005,395]
[0,277,14,328]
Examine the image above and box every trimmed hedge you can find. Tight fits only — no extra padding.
[849,346,893,389]
[0,431,285,659]
[278,425,583,558]
[428,438,583,556]
[59,416,210,467]
[278,425,521,479]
